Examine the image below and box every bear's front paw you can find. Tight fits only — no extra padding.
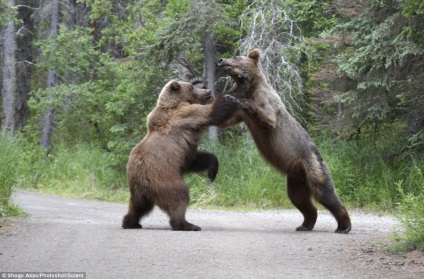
[224,94,240,104]
[237,74,249,84]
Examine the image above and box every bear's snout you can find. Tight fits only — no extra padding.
[217,59,231,71]
[204,90,211,98]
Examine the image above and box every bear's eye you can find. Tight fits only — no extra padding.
[232,56,238,60]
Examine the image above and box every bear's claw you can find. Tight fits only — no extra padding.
[295,225,313,232]
[335,227,351,234]
[122,223,142,229]
[224,94,239,104]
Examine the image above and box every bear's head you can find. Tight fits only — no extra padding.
[158,80,213,108]
[217,49,261,83]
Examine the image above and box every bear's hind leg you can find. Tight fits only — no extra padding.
[168,203,201,231]
[122,193,154,229]
[310,180,352,234]
[186,151,219,182]
[308,163,352,234]
[158,182,201,231]
[287,174,318,231]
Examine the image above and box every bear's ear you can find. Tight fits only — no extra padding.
[170,81,180,92]
[248,49,261,63]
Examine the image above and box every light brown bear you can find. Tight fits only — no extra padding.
[122,80,218,231]
[216,49,352,233]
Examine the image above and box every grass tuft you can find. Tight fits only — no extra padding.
[0,135,22,217]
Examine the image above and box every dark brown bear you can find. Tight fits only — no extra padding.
[216,49,352,234]
[122,80,218,231]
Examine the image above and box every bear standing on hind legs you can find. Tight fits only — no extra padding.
[216,49,352,233]
[122,80,218,231]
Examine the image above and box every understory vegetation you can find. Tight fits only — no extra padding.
[3,129,423,211]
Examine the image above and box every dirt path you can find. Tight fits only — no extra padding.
[1,191,423,278]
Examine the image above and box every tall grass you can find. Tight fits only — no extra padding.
[17,142,128,202]
[187,138,290,209]
[319,139,399,209]
[0,135,24,216]
[319,133,424,210]
[392,160,424,252]
[393,183,424,252]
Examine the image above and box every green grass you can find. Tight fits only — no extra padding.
[0,135,23,217]
[391,164,424,252]
[187,138,291,209]
[16,142,128,203]
[318,139,400,209]
[316,123,423,210]
[0,134,26,217]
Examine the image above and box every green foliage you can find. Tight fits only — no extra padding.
[331,0,424,147]
[0,0,20,26]
[28,26,161,164]
[400,0,424,17]
[393,176,424,252]
[17,142,128,202]
[88,0,165,57]
[35,27,98,80]
[141,0,229,70]
[214,0,249,55]
[79,0,240,71]
[316,123,422,209]
[288,0,338,37]
[187,138,290,209]
[0,135,21,216]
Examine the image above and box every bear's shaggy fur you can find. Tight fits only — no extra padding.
[122,80,218,231]
[216,49,352,233]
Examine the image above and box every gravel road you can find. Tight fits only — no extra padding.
[1,190,423,279]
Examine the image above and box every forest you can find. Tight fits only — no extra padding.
[1,0,423,250]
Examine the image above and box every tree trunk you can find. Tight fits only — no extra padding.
[40,0,59,151]
[14,0,35,130]
[204,28,217,141]
[408,107,422,156]
[1,0,17,134]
